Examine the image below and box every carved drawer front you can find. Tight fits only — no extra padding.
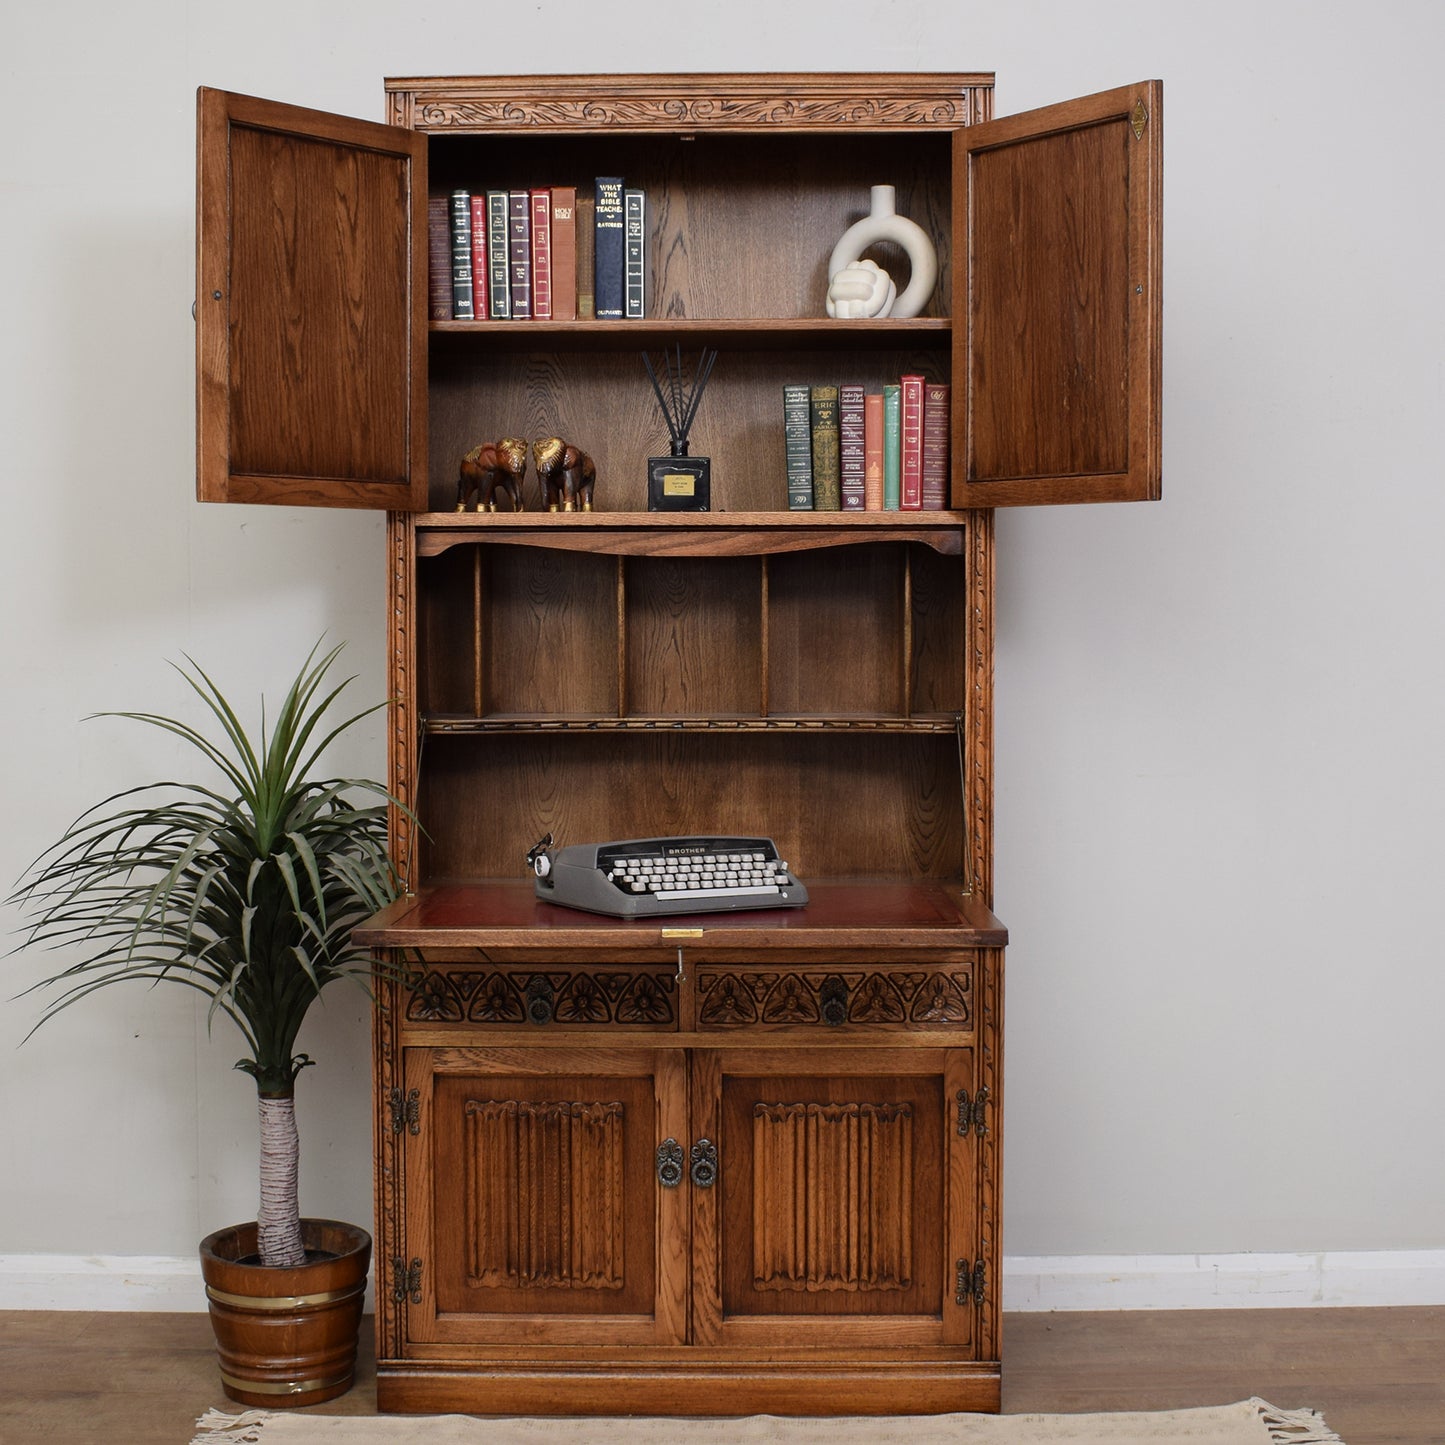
[405,963,678,1030]
[695,956,975,1031]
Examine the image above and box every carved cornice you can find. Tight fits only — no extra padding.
[388,75,990,134]
[416,96,974,132]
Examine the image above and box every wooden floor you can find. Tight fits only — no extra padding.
[1,1307,1441,1443]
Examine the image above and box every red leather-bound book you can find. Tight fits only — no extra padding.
[921,381,951,509]
[899,373,924,510]
[468,194,489,320]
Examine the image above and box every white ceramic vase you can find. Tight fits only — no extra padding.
[826,184,938,320]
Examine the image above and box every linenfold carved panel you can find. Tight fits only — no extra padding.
[465,1099,625,1291]
[698,968,971,1029]
[752,1101,913,1292]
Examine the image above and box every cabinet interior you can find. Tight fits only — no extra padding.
[414,537,971,883]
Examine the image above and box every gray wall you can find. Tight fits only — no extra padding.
[2,1,1441,1267]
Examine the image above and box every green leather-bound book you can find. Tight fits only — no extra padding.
[882,383,902,510]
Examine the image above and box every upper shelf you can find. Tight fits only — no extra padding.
[430,317,951,352]
[412,511,970,557]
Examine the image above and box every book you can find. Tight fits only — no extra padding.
[863,392,885,511]
[508,190,532,319]
[576,194,596,318]
[783,383,814,511]
[427,195,452,321]
[530,188,552,320]
[839,383,867,511]
[899,373,924,510]
[486,190,511,319]
[809,385,842,512]
[468,194,488,320]
[624,187,646,319]
[594,177,626,320]
[549,186,578,321]
[921,381,950,510]
[882,384,902,510]
[448,189,475,320]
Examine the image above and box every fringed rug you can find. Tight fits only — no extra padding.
[192,1398,1343,1444]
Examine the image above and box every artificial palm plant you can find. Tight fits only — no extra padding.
[8,642,403,1269]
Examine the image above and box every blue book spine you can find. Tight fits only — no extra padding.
[594,177,625,320]
[783,383,814,511]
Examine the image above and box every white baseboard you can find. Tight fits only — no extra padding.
[1002,1250,1445,1311]
[3,1249,1443,1313]
[0,1254,376,1313]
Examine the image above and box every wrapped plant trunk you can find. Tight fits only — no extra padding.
[257,1094,305,1268]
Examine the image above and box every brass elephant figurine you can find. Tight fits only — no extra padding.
[533,438,596,512]
[456,438,528,512]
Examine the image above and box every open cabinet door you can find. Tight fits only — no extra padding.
[196,88,428,508]
[953,81,1161,507]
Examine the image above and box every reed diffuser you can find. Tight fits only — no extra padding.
[643,346,717,511]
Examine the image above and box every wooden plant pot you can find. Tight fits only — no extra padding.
[199,1218,371,1408]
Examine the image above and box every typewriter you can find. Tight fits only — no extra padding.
[528,834,809,919]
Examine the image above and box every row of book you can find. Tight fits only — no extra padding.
[785,377,950,511]
[428,180,645,323]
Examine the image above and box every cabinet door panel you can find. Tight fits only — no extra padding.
[402,1046,688,1345]
[692,1047,978,1350]
[953,81,1162,507]
[196,88,428,509]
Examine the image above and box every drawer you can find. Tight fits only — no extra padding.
[695,956,976,1031]
[404,963,679,1030]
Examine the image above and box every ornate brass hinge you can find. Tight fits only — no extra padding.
[956,1087,989,1137]
[1130,97,1149,139]
[388,1086,421,1135]
[392,1255,423,1305]
[955,1256,986,1306]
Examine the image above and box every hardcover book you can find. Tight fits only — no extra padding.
[468,194,489,320]
[448,189,475,320]
[809,384,842,512]
[921,381,950,510]
[549,186,578,321]
[839,383,867,511]
[863,392,885,511]
[624,187,646,319]
[882,383,902,510]
[486,190,511,320]
[427,195,452,322]
[530,188,552,320]
[783,383,814,511]
[594,178,626,320]
[508,190,532,320]
[899,373,924,510]
[576,194,596,319]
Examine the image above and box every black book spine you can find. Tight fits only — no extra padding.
[508,189,532,320]
[624,187,645,320]
[449,189,475,320]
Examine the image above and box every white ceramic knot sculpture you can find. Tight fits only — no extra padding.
[826,184,938,320]
[827,259,896,319]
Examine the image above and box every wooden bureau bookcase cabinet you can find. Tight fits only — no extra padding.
[195,72,1161,1415]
